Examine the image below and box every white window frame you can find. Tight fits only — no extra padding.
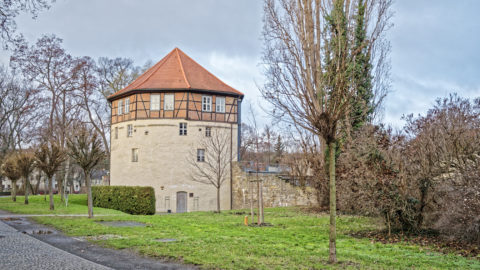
[164,94,174,111]
[124,98,130,113]
[197,149,205,162]
[216,97,225,113]
[205,126,211,137]
[150,94,160,111]
[118,100,123,115]
[127,124,133,137]
[202,96,212,112]
[132,148,138,162]
[179,123,187,136]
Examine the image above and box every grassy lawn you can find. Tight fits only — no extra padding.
[1,195,479,269]
[0,194,125,215]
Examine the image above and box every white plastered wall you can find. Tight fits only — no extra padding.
[110,118,238,212]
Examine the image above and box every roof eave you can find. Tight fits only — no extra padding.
[107,88,244,102]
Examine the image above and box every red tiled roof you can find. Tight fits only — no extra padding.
[108,48,244,100]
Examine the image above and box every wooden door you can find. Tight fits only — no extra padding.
[176,191,187,213]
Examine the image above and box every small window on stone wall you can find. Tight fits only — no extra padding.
[127,124,133,137]
[132,148,138,162]
[197,149,205,162]
[179,123,187,136]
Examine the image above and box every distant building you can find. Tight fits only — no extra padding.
[107,48,243,212]
[1,168,108,195]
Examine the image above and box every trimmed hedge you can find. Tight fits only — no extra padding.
[92,186,156,215]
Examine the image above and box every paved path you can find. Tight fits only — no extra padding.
[0,214,119,218]
[0,220,111,270]
[0,211,195,270]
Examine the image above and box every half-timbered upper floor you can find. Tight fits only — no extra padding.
[108,48,243,125]
[111,91,239,124]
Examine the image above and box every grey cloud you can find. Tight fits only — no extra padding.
[1,0,478,130]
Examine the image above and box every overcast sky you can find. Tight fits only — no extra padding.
[2,0,479,129]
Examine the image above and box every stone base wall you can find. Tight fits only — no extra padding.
[232,164,317,209]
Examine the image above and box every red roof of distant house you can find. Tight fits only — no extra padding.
[107,48,244,100]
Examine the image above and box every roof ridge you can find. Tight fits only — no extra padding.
[119,54,168,92]
[107,48,244,101]
[176,48,191,88]
[134,49,174,89]
[177,49,241,94]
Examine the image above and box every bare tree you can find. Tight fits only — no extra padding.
[187,128,233,213]
[67,126,105,218]
[76,57,110,157]
[0,66,41,156]
[11,35,83,201]
[16,150,35,204]
[261,0,393,262]
[96,57,146,101]
[0,0,51,46]
[0,155,4,192]
[1,153,21,201]
[35,141,65,210]
[247,105,265,224]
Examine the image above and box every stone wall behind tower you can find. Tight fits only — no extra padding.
[232,164,317,209]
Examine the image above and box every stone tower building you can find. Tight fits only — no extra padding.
[107,48,243,213]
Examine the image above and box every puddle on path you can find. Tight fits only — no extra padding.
[1,217,21,221]
[22,229,56,235]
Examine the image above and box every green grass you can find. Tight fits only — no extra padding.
[0,194,125,215]
[1,195,479,269]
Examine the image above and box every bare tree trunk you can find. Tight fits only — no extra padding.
[257,179,260,225]
[230,124,233,210]
[328,141,337,263]
[12,180,17,202]
[27,181,34,196]
[48,176,54,210]
[61,158,70,201]
[259,180,264,224]
[44,178,47,201]
[24,176,29,205]
[386,212,391,236]
[34,175,41,195]
[57,173,64,202]
[216,186,221,213]
[86,171,93,218]
[250,179,254,224]
[0,176,3,192]
[20,179,25,193]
